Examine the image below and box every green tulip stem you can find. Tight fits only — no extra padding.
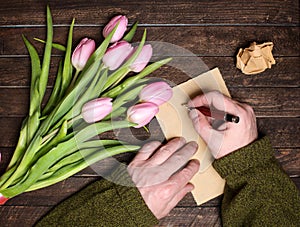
[102,58,172,98]
[41,114,82,145]
[0,121,135,198]
[68,69,80,91]
[143,126,150,133]
[26,144,139,192]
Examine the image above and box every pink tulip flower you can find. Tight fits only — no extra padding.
[72,38,96,71]
[139,81,173,106]
[103,15,128,43]
[127,102,159,128]
[128,44,153,72]
[82,98,113,123]
[102,41,133,70]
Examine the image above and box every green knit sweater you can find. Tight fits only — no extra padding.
[35,137,300,226]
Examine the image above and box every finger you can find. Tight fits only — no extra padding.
[161,142,198,175]
[166,183,194,213]
[154,159,199,218]
[148,137,186,165]
[189,91,241,116]
[131,141,161,163]
[168,159,200,189]
[189,109,212,143]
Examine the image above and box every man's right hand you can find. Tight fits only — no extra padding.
[188,91,258,159]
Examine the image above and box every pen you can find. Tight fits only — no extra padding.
[183,104,240,123]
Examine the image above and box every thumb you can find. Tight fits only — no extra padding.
[189,109,212,143]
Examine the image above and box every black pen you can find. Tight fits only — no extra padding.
[183,105,240,123]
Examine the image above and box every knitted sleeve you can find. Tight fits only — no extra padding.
[213,137,300,226]
[34,164,158,227]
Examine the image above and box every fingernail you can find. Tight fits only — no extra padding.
[188,141,198,149]
[172,137,186,144]
[191,158,200,166]
[187,183,195,192]
[191,159,200,171]
[186,141,198,155]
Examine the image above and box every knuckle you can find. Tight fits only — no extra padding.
[127,162,135,169]
[180,167,193,179]
[142,141,161,151]
[159,146,173,155]
[181,162,198,178]
[245,104,254,114]
[172,153,186,164]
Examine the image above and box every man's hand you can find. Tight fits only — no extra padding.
[127,137,200,219]
[188,91,258,159]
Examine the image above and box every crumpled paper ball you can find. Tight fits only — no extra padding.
[236,42,276,75]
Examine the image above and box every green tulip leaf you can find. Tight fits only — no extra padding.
[123,21,138,42]
[34,38,66,51]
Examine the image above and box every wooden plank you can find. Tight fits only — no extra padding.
[0,205,221,227]
[0,177,98,206]
[257,117,300,148]
[0,87,299,117]
[0,205,50,227]
[2,177,300,227]
[1,144,299,180]
[0,26,299,56]
[1,57,299,88]
[158,207,221,227]
[0,117,299,148]
[0,176,299,207]
[0,0,298,25]
[274,148,300,177]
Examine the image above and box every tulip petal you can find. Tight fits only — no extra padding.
[139,81,173,106]
[103,15,128,43]
[82,98,113,123]
[102,41,133,70]
[129,44,153,73]
[127,102,159,128]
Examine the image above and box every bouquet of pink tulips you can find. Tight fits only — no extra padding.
[0,6,172,204]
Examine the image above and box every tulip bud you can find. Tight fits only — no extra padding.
[72,38,96,71]
[139,81,173,106]
[127,102,159,128]
[82,98,113,123]
[128,44,153,72]
[103,15,128,43]
[102,41,133,70]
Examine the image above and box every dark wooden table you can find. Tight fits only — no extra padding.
[0,0,299,226]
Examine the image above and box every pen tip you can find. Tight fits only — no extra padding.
[181,103,188,108]
[181,103,192,111]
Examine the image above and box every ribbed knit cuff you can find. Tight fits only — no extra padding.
[213,137,274,179]
[110,164,158,227]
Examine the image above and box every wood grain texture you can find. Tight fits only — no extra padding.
[0,0,299,25]
[0,205,221,227]
[0,87,299,117]
[0,117,299,148]
[1,178,299,227]
[0,26,299,56]
[158,207,222,226]
[1,57,299,87]
[0,0,299,226]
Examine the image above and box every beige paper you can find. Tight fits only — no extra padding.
[156,68,229,205]
[236,42,276,75]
